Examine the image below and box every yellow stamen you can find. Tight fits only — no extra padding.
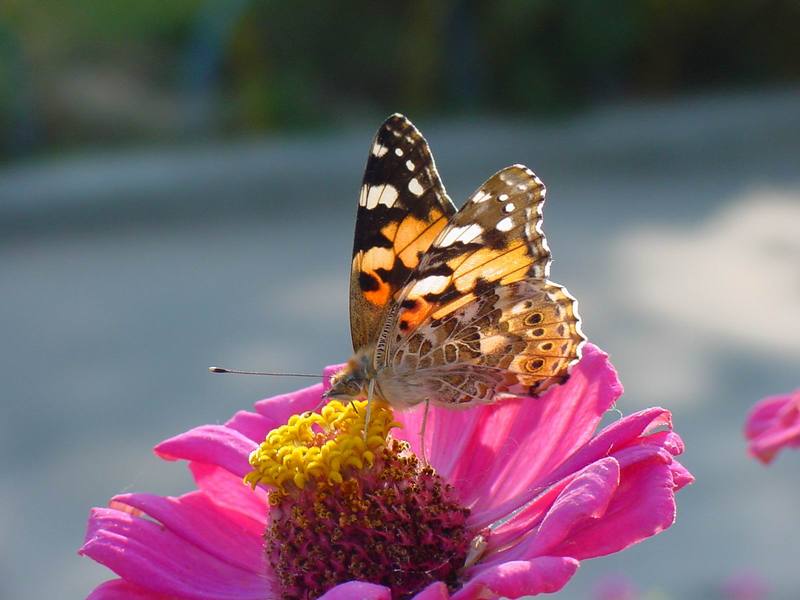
[245,399,401,492]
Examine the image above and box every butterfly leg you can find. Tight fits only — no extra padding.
[310,396,329,414]
[362,378,375,440]
[419,399,430,464]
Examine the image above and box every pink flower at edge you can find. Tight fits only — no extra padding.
[79,344,693,599]
[744,389,800,464]
[721,570,769,600]
[592,574,638,600]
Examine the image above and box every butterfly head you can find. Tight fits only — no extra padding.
[324,351,375,401]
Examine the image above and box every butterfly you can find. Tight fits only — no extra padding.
[326,114,585,417]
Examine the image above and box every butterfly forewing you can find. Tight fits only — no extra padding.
[350,114,457,351]
[386,165,550,337]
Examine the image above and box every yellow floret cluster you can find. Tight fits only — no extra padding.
[245,399,400,493]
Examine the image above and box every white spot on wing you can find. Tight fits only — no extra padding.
[504,203,515,213]
[395,147,404,156]
[408,178,424,196]
[405,160,415,171]
[439,223,484,247]
[410,275,450,296]
[363,184,399,209]
[379,184,399,207]
[511,301,530,315]
[371,142,388,157]
[472,190,491,203]
[481,335,507,354]
[496,217,514,232]
[499,194,509,201]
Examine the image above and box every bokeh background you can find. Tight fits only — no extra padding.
[2,2,799,598]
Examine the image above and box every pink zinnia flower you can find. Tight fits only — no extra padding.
[744,389,800,463]
[721,570,769,600]
[80,344,692,599]
[592,574,638,600]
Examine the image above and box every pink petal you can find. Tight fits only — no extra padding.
[250,364,343,428]
[670,460,695,490]
[606,431,680,471]
[452,557,579,600]
[432,345,623,527]
[111,491,265,573]
[547,457,678,560]
[188,462,268,524]
[254,381,325,427]
[483,417,691,566]
[80,507,271,599]
[480,471,574,555]
[224,364,346,441]
[155,425,255,479]
[87,579,171,600]
[744,393,794,438]
[748,422,800,463]
[484,458,620,563]
[224,409,272,443]
[744,391,800,464]
[542,407,673,491]
[412,581,451,599]
[318,581,392,600]
[395,402,484,477]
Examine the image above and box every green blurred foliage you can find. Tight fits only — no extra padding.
[1,0,799,157]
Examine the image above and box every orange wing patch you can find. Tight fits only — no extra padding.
[354,207,450,309]
[395,210,449,269]
[447,243,531,293]
[354,252,393,307]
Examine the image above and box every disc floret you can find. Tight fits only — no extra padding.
[246,399,397,496]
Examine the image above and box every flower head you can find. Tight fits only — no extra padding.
[80,345,692,599]
[721,570,769,600]
[592,574,638,600]
[248,399,472,598]
[744,389,800,463]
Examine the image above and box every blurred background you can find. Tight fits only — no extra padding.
[1,1,799,598]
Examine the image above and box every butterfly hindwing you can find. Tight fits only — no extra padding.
[350,114,457,351]
[380,278,584,407]
[376,165,585,405]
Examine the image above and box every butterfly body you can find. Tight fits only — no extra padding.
[326,114,585,411]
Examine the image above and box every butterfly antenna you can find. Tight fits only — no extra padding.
[208,366,320,378]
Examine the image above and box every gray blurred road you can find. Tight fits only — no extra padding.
[2,88,799,599]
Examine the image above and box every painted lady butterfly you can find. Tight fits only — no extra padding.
[327,114,585,414]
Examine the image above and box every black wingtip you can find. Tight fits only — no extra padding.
[383,112,409,127]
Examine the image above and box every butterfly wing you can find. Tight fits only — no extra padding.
[377,165,585,405]
[350,114,457,351]
[380,278,584,406]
